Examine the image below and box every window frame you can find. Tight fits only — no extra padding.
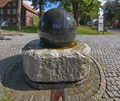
[0,9,4,14]
[12,9,17,14]
[7,9,11,14]
[13,2,16,6]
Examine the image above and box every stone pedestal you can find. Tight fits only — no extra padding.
[22,40,91,83]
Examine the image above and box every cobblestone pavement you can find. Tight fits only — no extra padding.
[108,28,120,35]
[0,34,120,101]
[77,35,120,101]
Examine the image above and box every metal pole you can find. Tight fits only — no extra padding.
[97,13,99,34]
[102,14,104,34]
[0,26,1,34]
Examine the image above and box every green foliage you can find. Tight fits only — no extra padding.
[20,26,38,33]
[0,87,12,101]
[50,0,95,14]
[80,0,102,25]
[31,0,47,10]
[1,26,111,35]
[0,98,12,101]
[104,1,120,26]
[1,26,38,33]
[30,0,102,26]
[50,0,102,26]
[33,16,39,26]
[76,26,111,35]
[1,27,16,31]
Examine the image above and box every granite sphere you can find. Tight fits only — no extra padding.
[39,8,77,47]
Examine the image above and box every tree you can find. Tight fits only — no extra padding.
[50,0,95,26]
[31,0,48,17]
[17,0,22,30]
[104,1,120,27]
[80,0,102,25]
[30,0,101,26]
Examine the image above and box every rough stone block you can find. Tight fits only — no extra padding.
[22,40,91,82]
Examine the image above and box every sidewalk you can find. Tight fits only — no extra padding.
[108,28,120,35]
[0,34,120,101]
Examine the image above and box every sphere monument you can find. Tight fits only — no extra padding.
[22,8,91,88]
[39,8,77,47]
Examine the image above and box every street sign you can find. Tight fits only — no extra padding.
[98,16,104,32]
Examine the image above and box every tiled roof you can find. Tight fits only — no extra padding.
[22,2,38,15]
[0,0,13,8]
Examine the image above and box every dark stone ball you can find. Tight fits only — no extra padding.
[39,8,77,47]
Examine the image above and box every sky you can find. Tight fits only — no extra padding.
[23,0,59,11]
[44,0,107,11]
[100,0,107,4]
[45,1,60,11]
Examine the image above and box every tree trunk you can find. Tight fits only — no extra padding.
[17,0,22,30]
[71,0,94,27]
[74,15,80,26]
[39,0,42,18]
[72,2,80,26]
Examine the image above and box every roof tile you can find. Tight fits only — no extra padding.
[22,2,38,15]
[0,0,13,8]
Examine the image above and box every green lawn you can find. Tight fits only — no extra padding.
[1,26,38,33]
[0,85,12,101]
[1,26,111,35]
[77,26,111,35]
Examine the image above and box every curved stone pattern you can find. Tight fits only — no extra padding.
[39,8,77,47]
[5,57,105,101]
[22,40,91,82]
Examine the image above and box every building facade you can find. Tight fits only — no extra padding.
[0,0,38,26]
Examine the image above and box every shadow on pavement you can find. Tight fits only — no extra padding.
[0,36,11,40]
[0,34,24,36]
[0,55,33,91]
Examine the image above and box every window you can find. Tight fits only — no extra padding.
[13,3,16,6]
[13,18,16,23]
[8,3,11,6]
[0,9,4,14]
[7,9,11,14]
[7,18,10,23]
[12,9,16,14]
[1,19,4,23]
[0,18,4,25]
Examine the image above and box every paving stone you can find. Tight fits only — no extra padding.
[99,99,107,101]
[102,92,109,98]
[107,86,115,91]
[106,98,115,101]
[106,90,114,98]
[111,85,119,91]
[111,91,120,97]
[0,34,120,100]
[113,98,120,101]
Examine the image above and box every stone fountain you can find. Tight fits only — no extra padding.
[21,8,106,101]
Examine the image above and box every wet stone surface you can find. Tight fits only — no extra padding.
[39,8,77,47]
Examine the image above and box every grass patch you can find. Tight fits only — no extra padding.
[1,26,38,33]
[20,26,38,33]
[0,87,12,101]
[1,26,111,35]
[77,26,111,35]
